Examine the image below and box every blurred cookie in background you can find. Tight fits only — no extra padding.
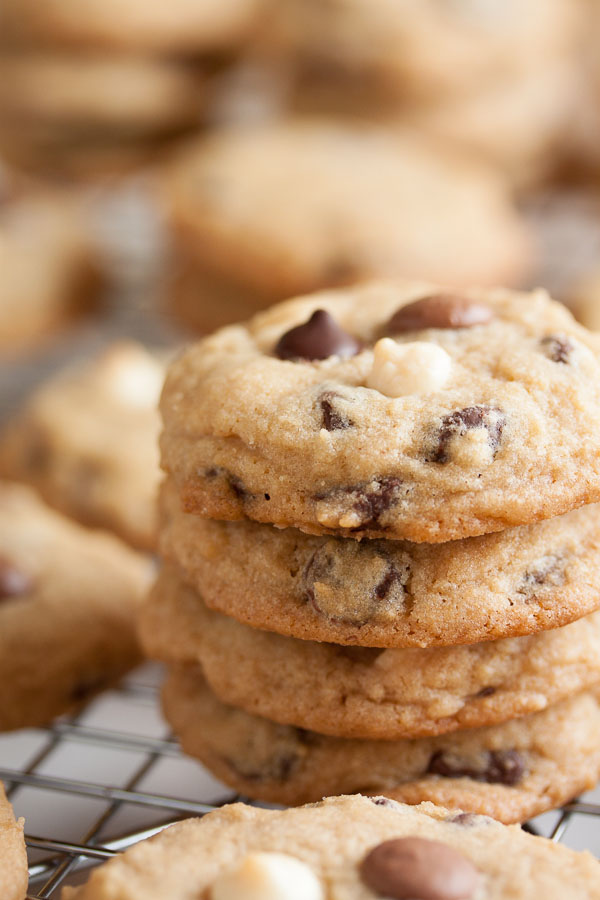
[0,172,102,356]
[0,0,265,56]
[0,342,165,552]
[0,481,150,731]
[162,120,533,332]
[0,0,267,178]
[254,0,581,186]
[260,0,579,106]
[0,53,207,178]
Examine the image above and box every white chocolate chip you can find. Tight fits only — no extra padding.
[211,852,324,900]
[367,339,451,398]
[108,356,164,409]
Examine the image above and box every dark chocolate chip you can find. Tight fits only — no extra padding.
[316,476,404,530]
[431,406,505,464]
[0,557,33,601]
[475,686,496,698]
[70,674,107,703]
[319,390,354,431]
[205,466,246,499]
[428,749,526,786]
[541,335,573,364]
[388,295,493,334]
[447,813,482,827]
[360,837,479,900]
[275,310,362,361]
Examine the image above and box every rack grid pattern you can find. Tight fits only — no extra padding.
[0,664,598,898]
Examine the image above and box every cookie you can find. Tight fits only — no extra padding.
[403,62,576,187]
[62,794,600,900]
[164,122,531,329]
[142,565,600,740]
[0,184,101,355]
[160,282,600,543]
[0,342,164,551]
[0,53,205,177]
[160,481,600,647]
[0,783,27,900]
[0,481,150,730]
[260,0,580,107]
[0,0,264,55]
[163,668,600,824]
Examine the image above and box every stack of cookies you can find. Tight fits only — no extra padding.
[141,280,600,824]
[0,0,265,177]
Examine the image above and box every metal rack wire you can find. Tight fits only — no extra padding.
[0,662,598,899]
[2,183,600,898]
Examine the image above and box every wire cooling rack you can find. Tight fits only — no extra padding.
[0,662,598,898]
[2,181,600,898]
[0,663,247,898]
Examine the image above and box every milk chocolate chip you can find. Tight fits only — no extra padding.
[275,310,362,361]
[360,837,479,900]
[388,295,493,333]
[0,556,33,600]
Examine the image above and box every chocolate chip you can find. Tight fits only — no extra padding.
[302,539,410,626]
[388,295,493,334]
[517,554,565,595]
[541,335,573,363]
[428,749,526,786]
[369,796,401,808]
[447,813,482,827]
[70,674,107,703]
[360,837,479,900]
[319,390,354,431]
[275,310,362,361]
[205,466,246,499]
[224,751,300,783]
[431,406,505,464]
[475,686,496,698]
[0,557,33,600]
[316,477,404,530]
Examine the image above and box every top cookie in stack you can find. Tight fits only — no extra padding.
[161,281,600,542]
[148,281,600,823]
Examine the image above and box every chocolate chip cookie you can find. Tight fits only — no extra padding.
[0,183,101,355]
[163,668,600,823]
[164,123,531,330]
[260,0,579,107]
[141,565,600,740]
[0,783,27,900]
[0,481,150,730]
[160,481,600,646]
[0,342,164,551]
[61,794,600,900]
[161,282,600,543]
[0,0,264,54]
